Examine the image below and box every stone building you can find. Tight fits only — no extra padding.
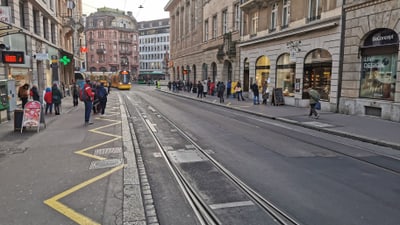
[138,18,170,82]
[341,0,400,122]
[165,0,242,86]
[239,0,342,110]
[0,0,84,121]
[85,8,139,76]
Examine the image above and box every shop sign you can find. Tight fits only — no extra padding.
[364,29,398,47]
[35,53,48,61]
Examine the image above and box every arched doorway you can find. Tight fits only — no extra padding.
[202,63,208,80]
[211,62,217,82]
[223,60,232,82]
[243,58,249,92]
[186,65,190,81]
[303,49,332,100]
[255,56,270,92]
[192,64,197,83]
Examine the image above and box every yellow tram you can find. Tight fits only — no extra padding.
[111,70,132,90]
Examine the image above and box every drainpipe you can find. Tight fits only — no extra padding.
[337,0,346,113]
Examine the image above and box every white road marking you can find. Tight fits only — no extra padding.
[209,200,254,210]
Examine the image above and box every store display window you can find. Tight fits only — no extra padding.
[360,29,398,100]
[303,49,332,100]
[276,53,295,96]
[255,56,270,91]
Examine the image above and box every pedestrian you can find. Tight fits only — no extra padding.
[30,85,40,101]
[18,83,30,109]
[51,83,63,115]
[107,81,111,94]
[306,85,320,119]
[44,87,53,114]
[197,81,203,98]
[218,81,225,103]
[226,80,232,99]
[83,79,95,125]
[203,79,208,97]
[61,81,66,97]
[92,83,99,114]
[96,82,108,115]
[235,81,245,101]
[72,83,79,107]
[251,82,260,105]
[262,81,269,105]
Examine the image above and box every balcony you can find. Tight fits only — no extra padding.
[119,38,133,44]
[119,50,132,55]
[96,48,106,54]
[240,0,267,11]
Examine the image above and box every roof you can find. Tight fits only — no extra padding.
[0,21,23,37]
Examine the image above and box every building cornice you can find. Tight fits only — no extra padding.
[344,0,389,12]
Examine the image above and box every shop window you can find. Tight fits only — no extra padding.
[303,49,332,101]
[360,29,398,101]
[276,53,295,97]
[255,56,270,93]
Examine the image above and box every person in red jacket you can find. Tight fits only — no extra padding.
[43,87,53,114]
[83,79,95,125]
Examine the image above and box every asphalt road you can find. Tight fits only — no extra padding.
[129,86,400,225]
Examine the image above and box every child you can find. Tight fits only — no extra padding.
[44,87,53,114]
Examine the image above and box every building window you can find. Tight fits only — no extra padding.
[234,3,240,31]
[19,1,26,29]
[212,15,217,39]
[222,9,228,34]
[308,0,321,22]
[282,0,289,28]
[270,3,278,32]
[251,11,258,36]
[360,29,398,100]
[51,23,56,44]
[276,53,295,96]
[33,9,39,35]
[43,17,48,40]
[204,19,209,41]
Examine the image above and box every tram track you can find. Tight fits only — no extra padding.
[124,94,303,225]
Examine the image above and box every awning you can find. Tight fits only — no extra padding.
[0,21,23,37]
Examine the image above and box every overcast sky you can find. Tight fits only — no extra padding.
[82,0,170,22]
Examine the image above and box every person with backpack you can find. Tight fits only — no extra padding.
[305,85,320,119]
[44,87,53,115]
[51,83,63,115]
[251,82,260,105]
[83,79,95,125]
[96,82,108,115]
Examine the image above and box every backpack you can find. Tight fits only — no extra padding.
[79,87,88,101]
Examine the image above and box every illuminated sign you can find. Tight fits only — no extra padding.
[59,55,71,65]
[2,51,25,64]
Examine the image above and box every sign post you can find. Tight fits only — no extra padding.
[21,101,45,133]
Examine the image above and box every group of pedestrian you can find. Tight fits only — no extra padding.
[17,78,109,126]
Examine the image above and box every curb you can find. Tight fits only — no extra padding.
[158,89,400,150]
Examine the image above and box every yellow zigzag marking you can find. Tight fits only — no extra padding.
[74,118,122,160]
[44,115,123,224]
[44,165,124,225]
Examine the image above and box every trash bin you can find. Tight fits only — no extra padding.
[14,109,23,131]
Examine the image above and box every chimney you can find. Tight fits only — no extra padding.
[127,11,132,17]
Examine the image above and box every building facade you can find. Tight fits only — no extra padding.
[138,18,170,82]
[0,0,84,121]
[85,8,139,77]
[165,0,242,85]
[341,0,400,122]
[239,0,342,110]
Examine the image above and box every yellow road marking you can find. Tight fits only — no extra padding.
[44,165,124,225]
[45,116,124,224]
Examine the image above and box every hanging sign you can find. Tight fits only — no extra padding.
[21,100,42,133]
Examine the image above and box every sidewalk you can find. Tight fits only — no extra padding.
[159,87,400,150]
